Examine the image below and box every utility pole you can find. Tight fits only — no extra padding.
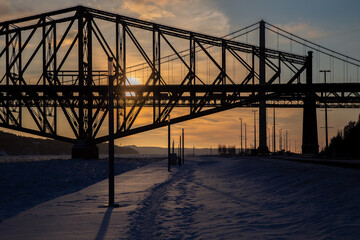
[108,58,115,206]
[239,118,243,154]
[320,70,331,150]
[244,123,247,154]
[168,115,171,172]
[182,128,184,164]
[172,139,174,154]
[283,132,286,151]
[279,128,282,151]
[289,139,292,153]
[107,57,118,207]
[273,106,276,152]
[179,135,182,166]
[252,110,257,150]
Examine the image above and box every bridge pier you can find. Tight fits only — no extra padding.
[258,20,269,154]
[72,140,99,159]
[302,51,319,155]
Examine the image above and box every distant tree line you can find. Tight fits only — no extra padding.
[322,115,360,158]
[218,144,236,155]
[0,130,138,155]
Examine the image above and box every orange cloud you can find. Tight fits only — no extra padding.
[120,0,230,36]
[122,0,176,20]
[0,0,33,22]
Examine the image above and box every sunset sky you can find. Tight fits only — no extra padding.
[1,0,360,152]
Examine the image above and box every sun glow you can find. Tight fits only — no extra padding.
[126,77,141,96]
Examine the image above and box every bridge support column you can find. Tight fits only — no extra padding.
[258,20,269,154]
[72,140,99,159]
[302,51,319,155]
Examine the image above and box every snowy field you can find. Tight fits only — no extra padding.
[0,155,163,221]
[1,155,360,239]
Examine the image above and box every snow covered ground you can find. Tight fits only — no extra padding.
[1,156,360,239]
[0,155,163,221]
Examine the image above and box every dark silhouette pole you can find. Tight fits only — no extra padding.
[273,107,276,152]
[320,70,331,150]
[279,128,282,150]
[108,60,114,206]
[179,135,182,166]
[244,123,247,154]
[182,128,185,164]
[168,116,171,172]
[239,118,243,154]
[252,110,257,150]
[107,57,118,207]
[172,139,174,154]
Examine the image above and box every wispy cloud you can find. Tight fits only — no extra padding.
[0,0,33,22]
[121,0,230,36]
[122,0,176,20]
[276,21,326,39]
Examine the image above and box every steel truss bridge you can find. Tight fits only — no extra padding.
[1,6,360,158]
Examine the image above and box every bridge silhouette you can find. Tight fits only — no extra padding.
[1,6,360,158]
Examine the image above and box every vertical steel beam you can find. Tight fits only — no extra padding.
[78,9,84,139]
[302,51,319,154]
[72,8,99,159]
[320,70,330,150]
[42,17,47,132]
[221,40,226,105]
[259,20,268,153]
[87,15,93,139]
[152,25,160,122]
[53,24,57,133]
[222,40,226,85]
[157,30,160,119]
[190,33,195,112]
[153,27,156,122]
[119,19,127,130]
[5,25,9,124]
[251,47,255,91]
[18,30,22,126]
[190,33,195,84]
[116,20,120,131]
[278,53,281,83]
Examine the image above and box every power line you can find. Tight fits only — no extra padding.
[265,22,360,67]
